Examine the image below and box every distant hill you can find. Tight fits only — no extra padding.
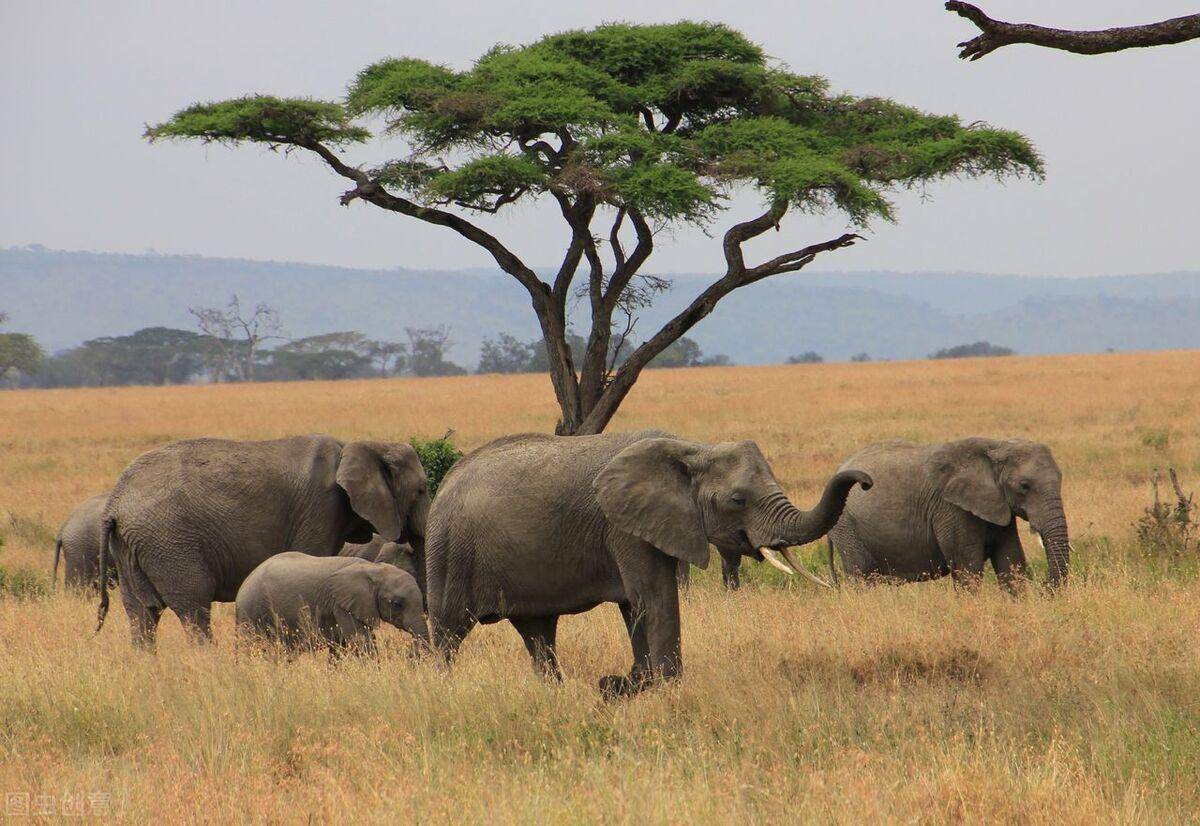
[3,246,1198,365]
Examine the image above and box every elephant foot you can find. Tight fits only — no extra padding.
[598,670,651,700]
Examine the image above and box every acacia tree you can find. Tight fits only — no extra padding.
[188,295,284,382]
[947,3,1200,60]
[148,22,1042,434]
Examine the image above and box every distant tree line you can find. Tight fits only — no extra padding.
[2,298,1017,389]
[1,297,733,389]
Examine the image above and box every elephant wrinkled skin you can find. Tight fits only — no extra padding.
[340,534,418,579]
[236,552,427,654]
[828,437,1070,590]
[97,434,430,647]
[52,492,117,592]
[424,430,871,696]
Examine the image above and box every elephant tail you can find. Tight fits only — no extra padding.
[51,537,63,592]
[94,518,114,634]
[827,536,840,589]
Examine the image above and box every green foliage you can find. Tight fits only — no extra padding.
[0,331,44,381]
[408,437,463,497]
[422,155,549,209]
[648,336,730,369]
[150,22,1042,227]
[145,95,369,146]
[1135,471,1196,557]
[929,341,1015,359]
[1140,428,1171,452]
[0,565,49,600]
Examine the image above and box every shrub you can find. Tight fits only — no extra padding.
[0,565,49,600]
[929,341,1015,359]
[410,435,463,497]
[1135,468,1196,557]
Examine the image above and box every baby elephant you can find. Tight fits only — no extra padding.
[236,553,428,654]
[340,534,418,578]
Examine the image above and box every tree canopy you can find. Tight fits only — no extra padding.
[147,21,1042,433]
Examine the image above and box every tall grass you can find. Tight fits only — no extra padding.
[1,351,1199,821]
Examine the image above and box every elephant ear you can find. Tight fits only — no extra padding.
[337,442,428,541]
[594,437,710,568]
[328,562,380,629]
[936,447,1011,526]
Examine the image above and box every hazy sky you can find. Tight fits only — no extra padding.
[2,1,1197,276]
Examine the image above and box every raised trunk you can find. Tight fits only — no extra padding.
[780,469,873,545]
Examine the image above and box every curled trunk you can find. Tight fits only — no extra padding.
[781,469,873,546]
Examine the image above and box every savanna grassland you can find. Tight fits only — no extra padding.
[2,350,1199,823]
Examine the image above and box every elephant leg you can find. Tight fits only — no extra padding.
[990,523,1030,595]
[510,615,561,680]
[115,554,165,649]
[603,541,681,698]
[174,603,214,643]
[829,523,875,584]
[331,609,377,657]
[122,599,163,649]
[675,559,691,589]
[140,551,216,644]
[934,517,988,593]
[617,601,652,684]
[429,612,476,666]
[720,552,741,590]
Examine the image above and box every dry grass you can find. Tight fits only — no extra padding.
[2,350,1199,822]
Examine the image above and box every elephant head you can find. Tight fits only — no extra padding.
[595,437,872,585]
[934,438,1070,586]
[336,441,430,592]
[330,562,429,645]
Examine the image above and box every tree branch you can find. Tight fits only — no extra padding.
[745,233,863,281]
[301,139,546,298]
[602,209,653,311]
[722,200,789,276]
[576,228,860,434]
[946,2,1200,60]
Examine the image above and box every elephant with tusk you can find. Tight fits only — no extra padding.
[827,437,1071,591]
[424,430,871,697]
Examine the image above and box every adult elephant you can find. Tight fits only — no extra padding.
[425,430,871,696]
[96,435,429,646]
[827,437,1070,590]
[52,492,117,592]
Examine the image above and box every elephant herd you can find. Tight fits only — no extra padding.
[52,430,1069,696]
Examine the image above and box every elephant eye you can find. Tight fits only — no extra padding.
[1017,479,1032,493]
[729,491,748,507]
[390,598,405,609]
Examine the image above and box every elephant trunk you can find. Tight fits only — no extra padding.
[781,469,873,546]
[755,469,872,588]
[1037,499,1070,588]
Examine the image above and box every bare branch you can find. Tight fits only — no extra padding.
[722,200,789,276]
[946,2,1200,60]
[300,138,546,299]
[746,234,864,281]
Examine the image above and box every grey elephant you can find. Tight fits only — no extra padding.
[340,534,418,578]
[827,437,1070,590]
[425,430,871,696]
[52,492,118,592]
[236,552,427,654]
[96,435,429,647]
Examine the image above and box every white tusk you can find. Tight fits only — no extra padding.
[1037,534,1046,551]
[780,547,834,589]
[759,548,795,577]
